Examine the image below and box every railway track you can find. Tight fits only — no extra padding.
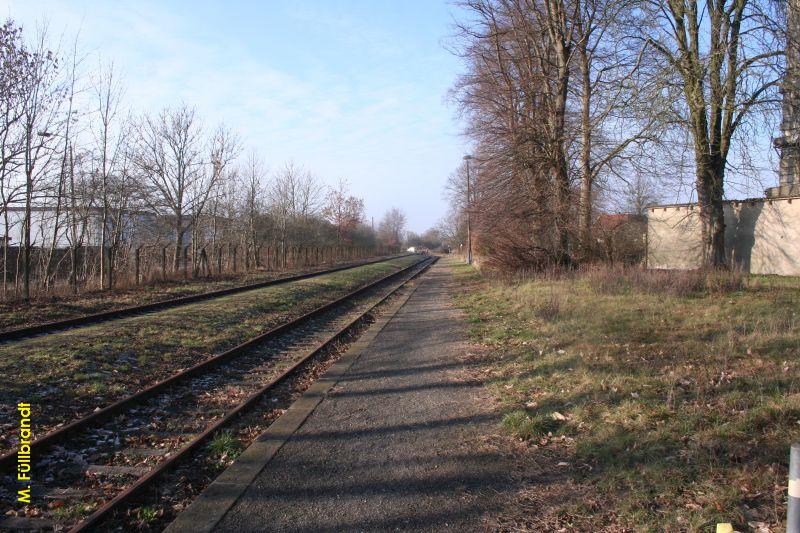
[0,255,437,532]
[0,255,418,450]
[0,253,407,343]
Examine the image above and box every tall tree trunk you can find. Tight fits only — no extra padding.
[578,45,592,258]
[44,160,66,292]
[2,210,8,299]
[551,31,573,264]
[100,203,107,288]
[22,166,31,301]
[107,246,115,288]
[708,157,726,267]
[694,152,727,267]
[69,244,78,294]
[173,213,183,272]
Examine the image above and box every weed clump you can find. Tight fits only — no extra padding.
[135,506,160,524]
[502,410,562,440]
[207,431,243,462]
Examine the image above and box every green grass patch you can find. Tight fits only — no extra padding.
[53,502,94,520]
[136,506,160,524]
[207,431,243,462]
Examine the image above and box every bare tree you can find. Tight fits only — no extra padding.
[378,207,406,248]
[571,0,660,255]
[643,0,783,266]
[134,105,200,271]
[63,146,99,292]
[323,179,364,244]
[42,34,86,293]
[19,25,63,300]
[268,162,323,263]
[93,60,125,288]
[436,206,466,253]
[134,106,239,272]
[0,21,29,297]
[239,150,267,267]
[206,164,237,272]
[190,125,240,275]
[451,0,578,267]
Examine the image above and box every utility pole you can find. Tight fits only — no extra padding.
[463,155,473,265]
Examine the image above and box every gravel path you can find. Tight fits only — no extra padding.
[178,259,518,532]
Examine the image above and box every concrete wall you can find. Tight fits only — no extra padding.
[647,197,800,276]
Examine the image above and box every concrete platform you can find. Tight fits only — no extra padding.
[166,259,512,532]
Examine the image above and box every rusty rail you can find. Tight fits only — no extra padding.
[0,254,429,472]
[68,255,437,532]
[0,254,409,342]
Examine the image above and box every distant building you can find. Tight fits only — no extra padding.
[0,205,158,249]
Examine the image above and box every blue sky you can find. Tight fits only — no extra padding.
[2,0,467,232]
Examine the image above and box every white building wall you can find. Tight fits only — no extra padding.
[647,197,800,276]
[2,209,85,248]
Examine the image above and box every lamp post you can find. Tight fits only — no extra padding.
[463,155,473,265]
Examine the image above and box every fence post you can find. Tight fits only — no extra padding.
[134,246,142,286]
[201,247,209,277]
[789,444,800,533]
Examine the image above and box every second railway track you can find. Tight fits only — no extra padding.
[0,255,421,451]
[0,254,408,343]
[0,255,437,532]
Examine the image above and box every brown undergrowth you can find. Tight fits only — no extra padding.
[0,258,390,332]
[0,256,419,452]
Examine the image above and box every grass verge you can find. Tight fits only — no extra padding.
[0,257,397,332]
[452,261,799,531]
[0,255,419,451]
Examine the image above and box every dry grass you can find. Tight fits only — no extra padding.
[0,259,391,332]
[492,263,754,297]
[453,262,800,531]
[0,255,420,451]
[579,264,747,296]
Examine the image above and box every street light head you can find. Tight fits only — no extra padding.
[463,155,472,161]
[37,131,53,138]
